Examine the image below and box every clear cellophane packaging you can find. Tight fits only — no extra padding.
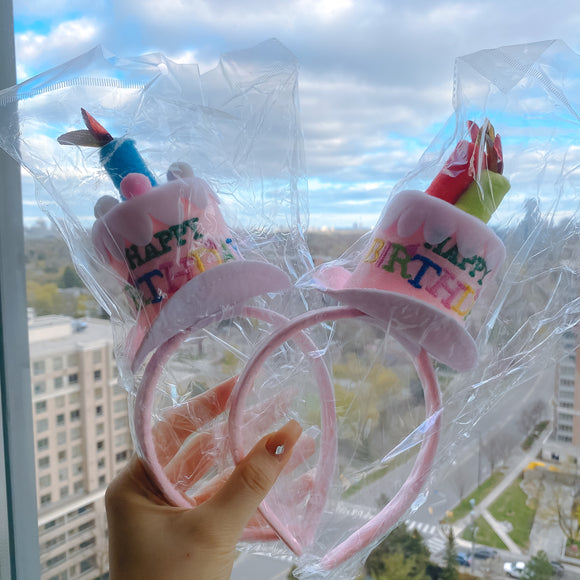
[1,38,580,579]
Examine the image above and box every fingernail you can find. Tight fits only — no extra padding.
[266,420,302,460]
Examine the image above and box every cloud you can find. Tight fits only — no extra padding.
[11,0,580,230]
[16,18,100,80]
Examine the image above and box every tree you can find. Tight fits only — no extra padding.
[481,431,515,473]
[554,488,580,543]
[517,399,547,436]
[521,550,554,580]
[58,264,83,288]
[364,525,430,580]
[441,528,459,580]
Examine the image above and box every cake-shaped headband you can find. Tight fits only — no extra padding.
[60,114,511,573]
[59,110,339,545]
[227,120,511,571]
[61,110,292,367]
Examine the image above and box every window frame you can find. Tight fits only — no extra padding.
[0,3,42,577]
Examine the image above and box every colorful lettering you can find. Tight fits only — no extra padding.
[425,269,465,309]
[407,255,442,289]
[451,284,477,317]
[125,245,145,270]
[383,243,412,279]
[136,270,164,303]
[364,238,385,263]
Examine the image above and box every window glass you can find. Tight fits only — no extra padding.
[33,381,46,395]
[32,360,45,376]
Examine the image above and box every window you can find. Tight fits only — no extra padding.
[113,399,126,413]
[96,423,104,435]
[59,486,68,500]
[37,437,49,452]
[33,360,45,376]
[58,450,66,463]
[115,432,130,448]
[80,556,96,573]
[95,405,103,417]
[94,387,103,399]
[71,445,81,458]
[56,414,65,427]
[34,382,46,395]
[58,468,68,482]
[35,401,47,414]
[67,353,78,367]
[68,373,78,385]
[93,369,102,381]
[73,481,84,494]
[73,463,83,476]
[57,432,66,446]
[92,350,102,364]
[114,416,128,430]
[38,457,50,469]
[36,418,49,433]
[98,474,106,487]
[39,475,51,488]
[40,494,52,506]
[45,552,66,568]
[43,517,65,532]
[97,458,105,469]
[53,376,63,390]
[55,394,65,407]
[52,356,63,371]
[70,427,81,441]
[68,392,79,404]
[70,409,80,421]
[115,451,128,463]
[96,440,105,451]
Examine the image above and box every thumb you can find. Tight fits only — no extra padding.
[208,420,302,534]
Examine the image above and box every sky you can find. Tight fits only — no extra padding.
[10,0,580,229]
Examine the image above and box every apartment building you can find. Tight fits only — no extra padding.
[29,315,132,580]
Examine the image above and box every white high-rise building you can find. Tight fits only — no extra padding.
[29,315,132,580]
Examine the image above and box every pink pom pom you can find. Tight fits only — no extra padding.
[120,173,152,199]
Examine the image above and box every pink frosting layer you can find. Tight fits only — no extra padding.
[92,177,238,319]
[345,190,505,325]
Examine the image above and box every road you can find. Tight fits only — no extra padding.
[234,365,560,578]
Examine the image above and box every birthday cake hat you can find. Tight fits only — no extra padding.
[308,120,510,371]
[60,110,292,369]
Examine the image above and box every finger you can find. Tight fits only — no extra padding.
[207,420,302,536]
[154,376,237,464]
[282,433,316,474]
[163,432,216,491]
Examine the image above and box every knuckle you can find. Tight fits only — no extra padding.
[238,460,273,498]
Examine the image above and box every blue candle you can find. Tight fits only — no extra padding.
[99,137,158,195]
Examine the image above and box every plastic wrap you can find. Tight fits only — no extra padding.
[2,38,580,579]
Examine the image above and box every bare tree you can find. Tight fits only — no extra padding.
[553,487,580,542]
[517,399,548,436]
[481,431,516,473]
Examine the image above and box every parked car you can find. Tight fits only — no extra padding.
[456,552,471,566]
[550,561,565,577]
[504,561,526,578]
[471,548,498,560]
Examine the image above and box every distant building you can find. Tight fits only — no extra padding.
[29,315,132,580]
[554,329,579,446]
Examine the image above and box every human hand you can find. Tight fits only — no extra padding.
[106,377,303,580]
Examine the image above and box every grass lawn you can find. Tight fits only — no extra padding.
[489,476,535,549]
[460,515,508,550]
[566,537,580,559]
[443,471,504,523]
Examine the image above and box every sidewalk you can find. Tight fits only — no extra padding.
[451,427,551,547]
